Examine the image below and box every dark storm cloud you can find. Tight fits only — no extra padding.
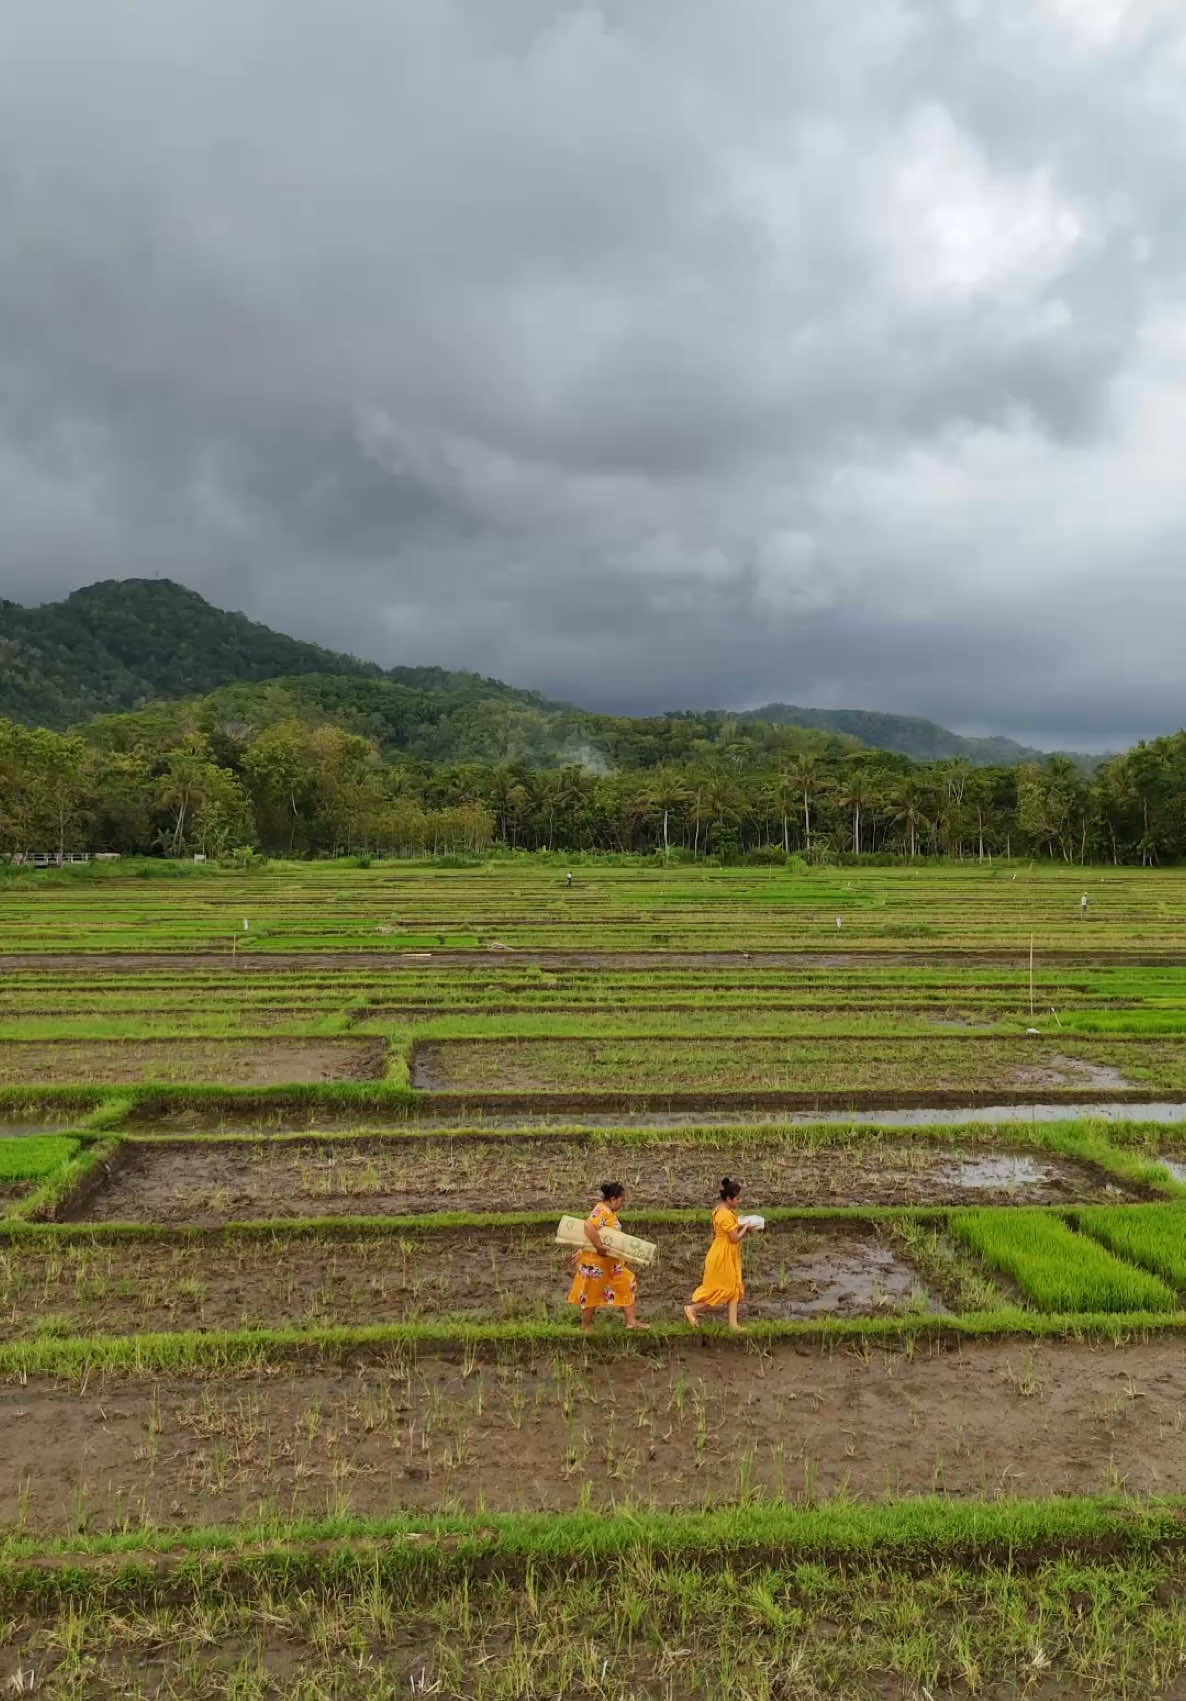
[2,0,1185,747]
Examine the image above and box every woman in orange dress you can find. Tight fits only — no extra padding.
[567,1181,649,1332]
[684,1177,753,1333]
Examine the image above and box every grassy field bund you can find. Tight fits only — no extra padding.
[9,860,1186,1694]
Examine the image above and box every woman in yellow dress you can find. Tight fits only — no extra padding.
[684,1177,753,1333]
[567,1181,649,1332]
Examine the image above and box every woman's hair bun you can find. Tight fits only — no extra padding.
[600,1179,624,1201]
[719,1175,741,1199]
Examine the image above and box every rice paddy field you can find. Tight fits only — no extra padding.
[9,860,1186,1695]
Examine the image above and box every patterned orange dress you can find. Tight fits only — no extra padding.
[567,1202,638,1311]
[691,1205,744,1306]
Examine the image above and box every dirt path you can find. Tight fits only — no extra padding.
[3,1337,1186,1533]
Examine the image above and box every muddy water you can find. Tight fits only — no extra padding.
[946,1153,1082,1191]
[417,1101,1186,1131]
[0,1122,72,1138]
[778,1237,928,1315]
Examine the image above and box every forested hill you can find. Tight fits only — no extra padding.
[741,704,1059,768]
[0,576,1085,767]
[82,678,855,770]
[0,579,541,731]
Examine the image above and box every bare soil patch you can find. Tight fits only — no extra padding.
[0,1039,384,1086]
[4,1337,1186,1533]
[65,1135,1139,1224]
[0,1224,930,1338]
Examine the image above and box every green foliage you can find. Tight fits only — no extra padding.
[949,1208,1177,1313]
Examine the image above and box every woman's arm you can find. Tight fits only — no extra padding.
[584,1215,608,1255]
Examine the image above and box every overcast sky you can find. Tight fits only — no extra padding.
[2,0,1185,748]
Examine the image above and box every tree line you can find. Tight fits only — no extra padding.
[4,709,1186,866]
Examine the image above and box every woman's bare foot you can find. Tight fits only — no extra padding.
[728,1324,746,1334]
[625,1320,651,1330]
[683,1306,700,1328]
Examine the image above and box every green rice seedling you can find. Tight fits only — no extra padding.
[948,1209,1178,1314]
[1076,1204,1186,1291]
[0,1135,80,1183]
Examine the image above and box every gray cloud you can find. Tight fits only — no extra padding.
[2,0,1185,748]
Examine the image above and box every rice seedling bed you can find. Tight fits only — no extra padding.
[0,1137,81,1216]
[59,1133,1144,1224]
[950,1210,1179,1313]
[1076,1204,1186,1289]
[5,1336,1186,1537]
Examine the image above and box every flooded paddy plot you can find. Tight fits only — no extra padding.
[0,1222,932,1338]
[65,1134,1142,1223]
[0,1120,75,1139]
[411,1034,1171,1093]
[0,1038,385,1086]
[129,1100,1186,1135]
[6,1336,1186,1533]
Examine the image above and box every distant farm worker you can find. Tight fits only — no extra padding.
[1081,892,1088,918]
[568,1181,649,1332]
[566,871,573,887]
[684,1178,754,1334]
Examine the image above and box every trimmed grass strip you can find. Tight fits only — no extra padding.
[4,1307,1186,1378]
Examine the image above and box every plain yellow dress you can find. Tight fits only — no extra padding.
[567,1202,638,1311]
[692,1205,744,1306]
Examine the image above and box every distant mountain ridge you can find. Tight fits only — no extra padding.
[739,703,1068,768]
[0,576,1089,766]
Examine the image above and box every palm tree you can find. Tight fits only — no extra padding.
[647,766,688,860]
[787,754,823,854]
[886,776,932,860]
[701,774,742,857]
[834,762,881,858]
